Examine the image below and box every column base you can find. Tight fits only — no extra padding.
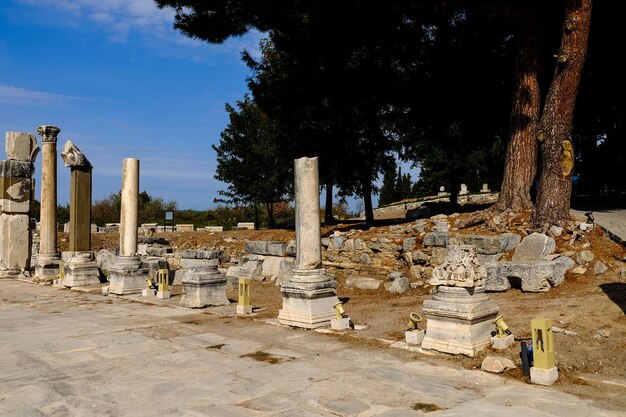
[34,253,61,285]
[278,269,338,329]
[108,256,148,295]
[421,286,499,357]
[62,252,100,288]
[180,267,230,308]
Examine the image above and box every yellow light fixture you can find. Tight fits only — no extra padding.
[493,315,511,338]
[406,312,422,331]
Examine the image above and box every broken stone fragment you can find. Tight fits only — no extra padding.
[60,140,92,169]
[512,233,556,261]
[481,356,516,373]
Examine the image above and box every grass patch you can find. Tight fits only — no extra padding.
[412,402,442,412]
[206,343,226,350]
[240,351,281,364]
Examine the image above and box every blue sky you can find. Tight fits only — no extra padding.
[0,0,263,209]
[0,0,419,212]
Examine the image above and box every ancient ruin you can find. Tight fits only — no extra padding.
[421,243,499,356]
[60,140,99,287]
[34,125,61,283]
[0,131,40,278]
[108,158,148,294]
[277,157,339,328]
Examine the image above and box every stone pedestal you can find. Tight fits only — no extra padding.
[0,213,31,278]
[180,265,229,308]
[331,317,351,330]
[62,252,100,287]
[278,269,338,329]
[491,334,515,350]
[530,366,558,386]
[405,329,425,345]
[422,285,499,356]
[278,157,338,328]
[108,256,148,295]
[422,244,499,357]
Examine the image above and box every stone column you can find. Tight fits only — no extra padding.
[59,140,99,287]
[294,157,322,271]
[120,158,139,257]
[0,132,40,278]
[108,158,147,294]
[278,157,338,328]
[35,125,61,283]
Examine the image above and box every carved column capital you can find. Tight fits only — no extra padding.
[61,140,92,170]
[36,125,61,144]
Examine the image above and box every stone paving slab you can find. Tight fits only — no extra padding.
[0,279,623,417]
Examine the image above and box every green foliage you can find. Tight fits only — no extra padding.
[379,161,415,206]
[57,204,70,225]
[213,95,292,228]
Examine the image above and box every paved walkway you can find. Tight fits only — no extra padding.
[0,280,621,417]
[571,196,626,244]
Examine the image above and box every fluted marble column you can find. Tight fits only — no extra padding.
[278,156,338,328]
[35,125,61,283]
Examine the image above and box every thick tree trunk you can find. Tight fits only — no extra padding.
[532,0,592,226]
[494,5,540,212]
[323,177,335,225]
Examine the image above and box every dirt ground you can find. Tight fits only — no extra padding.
[69,213,626,411]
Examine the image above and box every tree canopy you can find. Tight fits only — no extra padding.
[157,0,622,227]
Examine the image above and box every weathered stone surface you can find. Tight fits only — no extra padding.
[387,274,409,294]
[409,265,422,280]
[429,245,486,288]
[96,249,116,279]
[0,176,33,213]
[108,256,149,295]
[593,261,608,275]
[486,258,572,292]
[549,225,564,237]
[460,235,502,255]
[402,237,416,253]
[423,232,449,247]
[0,160,34,178]
[331,236,345,250]
[5,131,40,162]
[512,233,555,261]
[430,247,447,266]
[476,253,503,265]
[499,233,522,252]
[571,266,587,274]
[267,242,287,256]
[181,249,198,259]
[359,253,372,265]
[0,213,31,275]
[275,259,294,286]
[575,250,595,265]
[180,258,218,269]
[180,266,229,308]
[245,241,269,255]
[481,356,516,373]
[261,256,293,278]
[345,276,383,290]
[60,140,92,168]
[412,249,431,264]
